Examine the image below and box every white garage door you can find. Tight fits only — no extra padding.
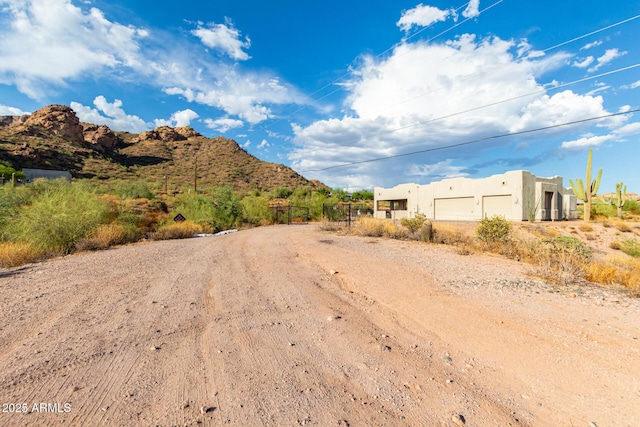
[482,195,512,220]
[434,197,474,221]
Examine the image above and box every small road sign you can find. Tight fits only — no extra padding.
[173,213,186,222]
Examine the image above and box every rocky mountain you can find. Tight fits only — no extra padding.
[0,105,323,193]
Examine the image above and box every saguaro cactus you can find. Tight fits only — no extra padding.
[569,148,602,222]
[600,182,627,219]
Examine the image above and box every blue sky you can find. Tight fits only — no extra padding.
[0,0,639,192]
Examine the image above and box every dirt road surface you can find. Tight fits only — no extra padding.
[1,225,639,426]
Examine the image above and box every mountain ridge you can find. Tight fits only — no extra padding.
[0,104,324,193]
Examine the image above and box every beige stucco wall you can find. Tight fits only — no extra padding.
[375,170,573,222]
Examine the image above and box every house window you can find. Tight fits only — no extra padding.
[377,200,407,211]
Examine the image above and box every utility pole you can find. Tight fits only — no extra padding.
[194,152,198,193]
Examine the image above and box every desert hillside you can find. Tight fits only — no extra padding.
[0,104,322,192]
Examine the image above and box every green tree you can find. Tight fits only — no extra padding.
[352,189,374,201]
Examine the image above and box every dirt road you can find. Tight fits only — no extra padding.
[0,225,639,426]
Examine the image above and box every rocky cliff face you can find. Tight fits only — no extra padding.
[137,126,201,142]
[82,124,119,151]
[22,104,85,145]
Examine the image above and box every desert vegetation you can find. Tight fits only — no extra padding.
[328,213,640,294]
[0,177,372,267]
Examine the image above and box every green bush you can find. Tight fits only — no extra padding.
[620,238,640,258]
[272,186,293,199]
[241,195,271,226]
[171,187,243,232]
[113,180,155,199]
[401,214,426,234]
[476,215,511,243]
[624,199,640,212]
[540,235,592,261]
[5,182,110,254]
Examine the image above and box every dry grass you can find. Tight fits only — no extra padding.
[578,223,593,233]
[584,257,640,293]
[615,222,633,233]
[382,220,409,239]
[153,220,211,240]
[431,223,473,246]
[75,223,140,251]
[337,217,640,295]
[0,242,45,268]
[353,217,385,237]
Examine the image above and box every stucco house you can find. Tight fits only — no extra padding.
[374,170,577,222]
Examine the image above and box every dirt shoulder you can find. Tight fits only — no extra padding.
[1,225,638,426]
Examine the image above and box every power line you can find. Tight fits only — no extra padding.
[543,13,640,52]
[377,13,640,115]
[258,1,503,129]
[302,108,640,172]
[299,62,640,155]
[272,7,639,129]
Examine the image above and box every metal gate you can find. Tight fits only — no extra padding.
[322,202,373,227]
[270,205,310,225]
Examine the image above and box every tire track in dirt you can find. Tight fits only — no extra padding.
[1,225,638,426]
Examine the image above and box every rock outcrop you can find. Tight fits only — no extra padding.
[82,124,119,151]
[137,126,201,142]
[22,104,85,145]
[0,115,28,128]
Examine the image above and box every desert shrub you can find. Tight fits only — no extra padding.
[241,195,271,226]
[272,186,293,199]
[113,180,155,199]
[0,242,45,268]
[4,182,110,254]
[476,215,511,244]
[401,214,427,234]
[351,189,374,201]
[540,235,592,261]
[527,236,592,284]
[620,238,640,258]
[354,217,385,237]
[172,187,243,232]
[610,241,622,250]
[319,219,344,232]
[432,224,472,246]
[615,222,633,233]
[584,256,640,292]
[382,220,409,239]
[154,220,210,240]
[75,223,141,251]
[578,223,593,233]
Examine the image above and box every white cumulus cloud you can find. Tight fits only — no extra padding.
[71,96,150,133]
[561,134,615,150]
[462,0,480,19]
[397,4,451,32]
[204,117,244,133]
[0,104,29,115]
[0,0,148,99]
[191,19,251,61]
[588,48,626,72]
[572,56,594,68]
[171,109,199,127]
[165,73,303,125]
[289,33,628,188]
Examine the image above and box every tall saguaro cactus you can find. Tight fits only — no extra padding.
[569,148,602,222]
